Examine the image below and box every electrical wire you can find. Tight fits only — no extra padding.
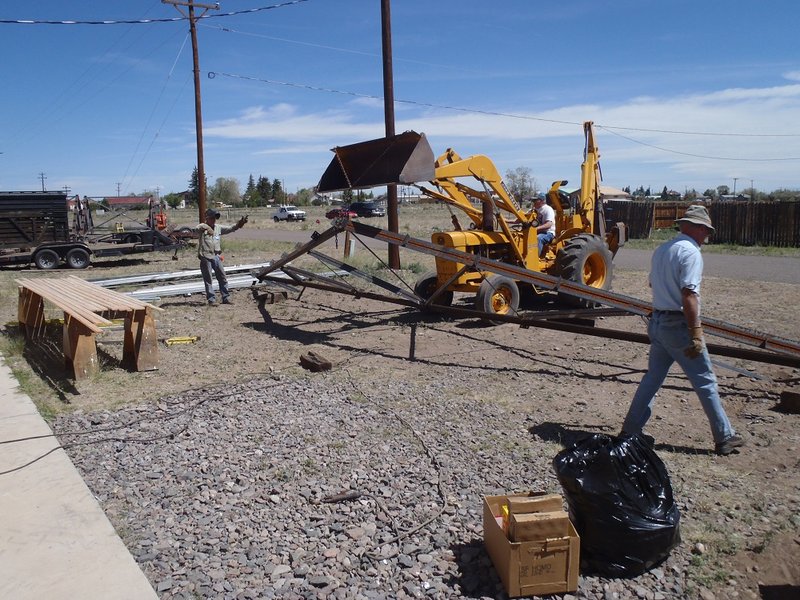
[208,70,800,162]
[120,33,192,191]
[0,1,310,25]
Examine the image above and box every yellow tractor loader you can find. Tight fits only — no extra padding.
[317,121,626,317]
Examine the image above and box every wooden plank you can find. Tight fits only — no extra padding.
[16,279,107,331]
[16,275,161,378]
[123,308,158,372]
[63,317,99,381]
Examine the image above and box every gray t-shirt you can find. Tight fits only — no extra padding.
[649,233,703,311]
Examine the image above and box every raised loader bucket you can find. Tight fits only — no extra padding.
[317,130,435,192]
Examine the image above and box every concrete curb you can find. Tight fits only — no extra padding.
[0,357,157,600]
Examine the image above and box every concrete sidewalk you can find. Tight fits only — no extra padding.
[0,357,157,600]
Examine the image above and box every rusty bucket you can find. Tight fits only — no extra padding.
[317,131,435,192]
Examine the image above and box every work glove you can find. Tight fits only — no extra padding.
[236,215,248,229]
[684,325,705,359]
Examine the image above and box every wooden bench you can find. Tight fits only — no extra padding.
[16,276,163,381]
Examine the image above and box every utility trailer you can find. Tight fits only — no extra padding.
[0,191,184,269]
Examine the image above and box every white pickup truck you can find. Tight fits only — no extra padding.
[272,205,307,222]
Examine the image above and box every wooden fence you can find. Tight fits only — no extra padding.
[605,200,800,247]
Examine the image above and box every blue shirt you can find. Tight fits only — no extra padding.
[649,233,703,311]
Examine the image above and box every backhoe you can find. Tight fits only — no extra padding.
[317,121,626,317]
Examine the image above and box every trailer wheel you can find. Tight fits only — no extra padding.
[66,248,91,269]
[476,275,519,323]
[33,249,59,270]
[414,271,453,307]
[555,234,613,307]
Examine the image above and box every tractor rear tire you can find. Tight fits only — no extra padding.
[555,234,613,307]
[476,275,519,323]
[414,271,453,307]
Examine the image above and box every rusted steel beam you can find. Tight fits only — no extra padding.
[345,221,800,360]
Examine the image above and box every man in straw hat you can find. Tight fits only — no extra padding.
[621,205,744,455]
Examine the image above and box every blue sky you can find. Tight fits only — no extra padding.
[1,0,798,199]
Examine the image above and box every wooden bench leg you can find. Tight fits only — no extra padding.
[123,308,158,372]
[63,316,99,381]
[18,288,45,338]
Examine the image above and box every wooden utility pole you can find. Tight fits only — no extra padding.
[380,0,400,269]
[162,0,218,222]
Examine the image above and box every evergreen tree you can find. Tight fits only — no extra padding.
[188,167,200,206]
[243,174,257,207]
[271,179,284,204]
[256,176,271,204]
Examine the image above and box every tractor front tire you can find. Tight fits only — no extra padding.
[555,234,613,307]
[414,271,453,307]
[476,275,519,324]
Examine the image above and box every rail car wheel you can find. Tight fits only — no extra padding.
[476,275,519,323]
[555,234,613,307]
[414,271,453,307]
[66,248,91,269]
[33,249,59,270]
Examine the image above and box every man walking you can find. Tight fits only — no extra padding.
[621,205,744,455]
[196,208,247,305]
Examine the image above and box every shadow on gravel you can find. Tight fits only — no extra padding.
[528,421,716,456]
[448,540,504,598]
[760,584,800,600]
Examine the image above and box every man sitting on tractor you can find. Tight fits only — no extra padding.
[533,196,556,255]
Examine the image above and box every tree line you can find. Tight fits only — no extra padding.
[152,166,798,209]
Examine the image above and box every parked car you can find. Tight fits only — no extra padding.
[325,207,357,220]
[272,205,307,222]
[349,201,386,217]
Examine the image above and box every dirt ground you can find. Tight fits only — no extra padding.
[1,223,799,596]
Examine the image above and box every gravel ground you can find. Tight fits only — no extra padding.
[4,239,794,600]
[55,371,699,600]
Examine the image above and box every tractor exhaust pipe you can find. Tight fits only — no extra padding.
[317,131,435,192]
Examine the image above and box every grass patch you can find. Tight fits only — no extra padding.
[628,229,800,257]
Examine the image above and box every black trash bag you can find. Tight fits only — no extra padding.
[552,433,681,577]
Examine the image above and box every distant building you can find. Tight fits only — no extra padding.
[103,195,153,210]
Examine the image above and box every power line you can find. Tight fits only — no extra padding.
[0,0,310,25]
[208,70,800,162]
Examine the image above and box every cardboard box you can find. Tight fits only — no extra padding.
[484,494,579,597]
[510,510,570,542]
[506,492,563,515]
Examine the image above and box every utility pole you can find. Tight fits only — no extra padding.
[162,0,218,222]
[380,0,400,269]
[38,172,47,191]
[116,182,122,196]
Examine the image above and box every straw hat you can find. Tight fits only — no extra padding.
[675,205,715,232]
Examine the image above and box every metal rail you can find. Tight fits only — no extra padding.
[252,221,800,367]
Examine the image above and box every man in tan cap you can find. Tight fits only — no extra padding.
[621,205,744,455]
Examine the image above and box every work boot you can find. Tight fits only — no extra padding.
[222,298,233,305]
[715,434,745,456]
